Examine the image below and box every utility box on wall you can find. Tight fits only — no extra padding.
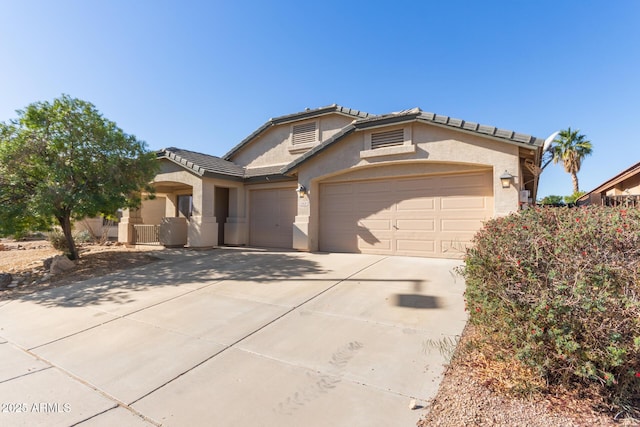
[159,217,188,248]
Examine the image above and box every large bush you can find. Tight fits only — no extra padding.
[462,206,640,412]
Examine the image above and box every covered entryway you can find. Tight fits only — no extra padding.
[249,187,297,249]
[319,171,493,258]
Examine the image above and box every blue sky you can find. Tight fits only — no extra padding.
[1,1,638,198]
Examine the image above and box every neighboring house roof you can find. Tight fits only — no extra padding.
[281,107,544,174]
[157,147,293,181]
[222,104,372,160]
[577,160,640,201]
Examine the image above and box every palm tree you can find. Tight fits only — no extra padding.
[551,127,593,194]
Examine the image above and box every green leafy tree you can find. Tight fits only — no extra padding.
[564,191,586,205]
[551,128,593,193]
[539,195,564,205]
[0,95,158,260]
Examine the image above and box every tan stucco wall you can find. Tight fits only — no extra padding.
[141,197,166,224]
[291,122,521,251]
[142,160,248,247]
[230,114,356,168]
[297,123,519,210]
[141,120,530,253]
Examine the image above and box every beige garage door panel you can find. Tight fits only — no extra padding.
[249,188,296,249]
[319,171,493,258]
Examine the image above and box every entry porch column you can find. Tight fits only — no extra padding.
[188,180,218,248]
[118,208,142,244]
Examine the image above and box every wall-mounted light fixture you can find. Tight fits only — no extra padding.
[296,183,307,198]
[500,170,514,188]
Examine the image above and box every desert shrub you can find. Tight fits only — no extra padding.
[47,229,94,253]
[47,230,69,252]
[462,206,640,414]
[74,229,94,243]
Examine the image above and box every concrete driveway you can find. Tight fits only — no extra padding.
[0,248,467,427]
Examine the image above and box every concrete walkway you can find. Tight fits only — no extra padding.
[0,248,467,427]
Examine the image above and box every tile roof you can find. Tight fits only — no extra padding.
[416,110,542,146]
[281,108,544,174]
[158,147,292,181]
[161,105,544,180]
[355,107,543,146]
[158,147,245,179]
[222,104,372,160]
[243,165,289,178]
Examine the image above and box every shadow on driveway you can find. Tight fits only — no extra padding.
[8,249,329,308]
[2,248,442,312]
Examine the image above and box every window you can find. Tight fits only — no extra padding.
[360,125,415,159]
[177,195,193,219]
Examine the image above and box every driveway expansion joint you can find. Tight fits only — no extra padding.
[128,256,389,405]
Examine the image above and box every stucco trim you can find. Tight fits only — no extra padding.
[314,161,493,184]
[360,144,416,159]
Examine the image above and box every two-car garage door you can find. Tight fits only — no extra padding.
[319,171,493,258]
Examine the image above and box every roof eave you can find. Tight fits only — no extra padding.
[354,113,421,130]
[202,171,245,182]
[158,149,245,180]
[244,174,296,183]
[157,151,206,177]
[414,117,544,150]
[581,161,640,197]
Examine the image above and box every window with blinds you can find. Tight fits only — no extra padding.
[370,129,405,149]
[292,122,318,145]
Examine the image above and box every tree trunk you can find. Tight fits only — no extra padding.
[58,214,79,260]
[571,172,580,194]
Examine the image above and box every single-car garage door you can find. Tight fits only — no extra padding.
[249,187,297,249]
[319,171,493,258]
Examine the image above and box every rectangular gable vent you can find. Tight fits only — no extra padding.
[371,129,404,149]
[292,122,317,145]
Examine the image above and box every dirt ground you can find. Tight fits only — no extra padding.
[420,324,639,427]
[0,238,160,300]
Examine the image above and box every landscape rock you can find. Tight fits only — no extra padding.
[49,255,76,275]
[0,243,5,251]
[0,273,12,288]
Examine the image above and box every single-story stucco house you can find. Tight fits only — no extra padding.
[119,105,544,258]
[577,160,640,207]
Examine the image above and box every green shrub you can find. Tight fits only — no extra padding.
[462,206,640,413]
